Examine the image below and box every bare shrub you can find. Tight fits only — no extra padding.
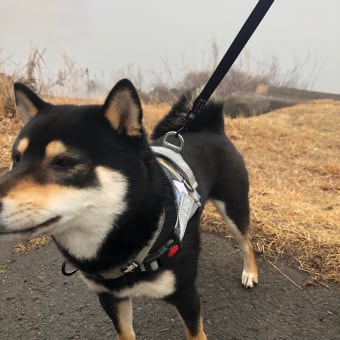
[147,43,322,104]
[180,71,210,90]
[175,53,317,96]
[0,72,15,116]
[0,43,323,109]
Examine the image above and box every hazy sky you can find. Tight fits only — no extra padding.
[1,0,339,93]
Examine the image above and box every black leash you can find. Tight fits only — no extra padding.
[177,0,275,134]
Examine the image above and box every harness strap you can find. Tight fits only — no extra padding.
[101,148,201,277]
[89,210,165,280]
[61,210,165,280]
[156,157,201,241]
[151,146,198,190]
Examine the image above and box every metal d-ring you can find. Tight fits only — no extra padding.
[162,131,184,152]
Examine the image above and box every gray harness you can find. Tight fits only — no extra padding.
[151,146,201,242]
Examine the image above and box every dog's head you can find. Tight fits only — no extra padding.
[0,79,150,258]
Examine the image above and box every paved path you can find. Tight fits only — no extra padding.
[1,232,339,339]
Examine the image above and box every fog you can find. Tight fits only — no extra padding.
[1,0,339,93]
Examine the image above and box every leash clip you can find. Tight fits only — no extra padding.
[162,131,184,152]
[61,262,79,276]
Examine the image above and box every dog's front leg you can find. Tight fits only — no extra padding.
[166,284,207,340]
[98,293,135,340]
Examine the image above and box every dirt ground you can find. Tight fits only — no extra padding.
[0,232,339,340]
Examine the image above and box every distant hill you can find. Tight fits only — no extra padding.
[223,85,340,117]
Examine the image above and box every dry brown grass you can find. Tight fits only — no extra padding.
[13,236,51,254]
[238,101,339,283]
[0,94,339,284]
[204,100,340,284]
[0,117,22,170]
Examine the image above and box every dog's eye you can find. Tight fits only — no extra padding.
[12,153,21,167]
[51,156,79,169]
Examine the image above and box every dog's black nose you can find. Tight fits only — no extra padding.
[0,201,2,213]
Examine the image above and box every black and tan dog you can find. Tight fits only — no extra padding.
[0,79,258,339]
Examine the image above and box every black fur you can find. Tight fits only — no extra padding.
[152,90,225,138]
[0,79,255,339]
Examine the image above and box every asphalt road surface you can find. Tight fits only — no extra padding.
[0,232,339,340]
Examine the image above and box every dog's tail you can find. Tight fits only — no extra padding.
[151,90,225,140]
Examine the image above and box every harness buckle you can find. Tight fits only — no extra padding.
[121,261,139,274]
[143,238,180,273]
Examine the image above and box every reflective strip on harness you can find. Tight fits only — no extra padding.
[173,179,200,241]
[151,146,201,242]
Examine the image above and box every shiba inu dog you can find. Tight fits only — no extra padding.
[0,79,258,339]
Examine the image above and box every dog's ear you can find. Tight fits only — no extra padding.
[14,83,48,123]
[102,79,143,137]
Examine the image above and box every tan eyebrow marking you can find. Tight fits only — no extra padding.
[45,140,67,158]
[17,137,30,155]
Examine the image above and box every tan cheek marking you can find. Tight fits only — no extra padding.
[17,137,30,155]
[7,179,71,209]
[45,140,67,158]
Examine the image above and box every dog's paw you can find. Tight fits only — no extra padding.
[242,270,258,288]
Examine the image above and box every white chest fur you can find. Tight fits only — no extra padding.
[81,270,176,299]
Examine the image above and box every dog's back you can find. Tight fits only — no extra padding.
[152,90,225,138]
[152,92,250,232]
